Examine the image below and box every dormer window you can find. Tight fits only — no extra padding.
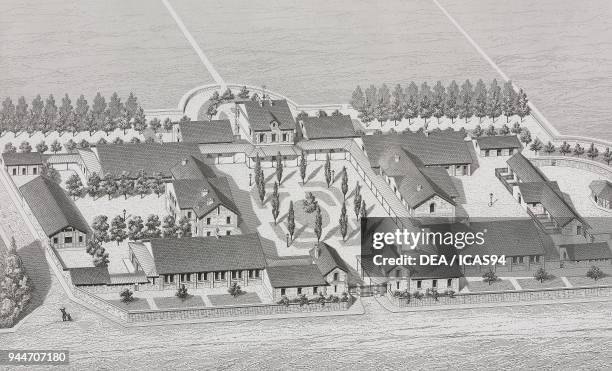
[270,120,278,129]
[416,184,422,192]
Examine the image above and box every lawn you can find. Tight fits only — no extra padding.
[107,298,151,311]
[567,276,612,287]
[154,295,206,309]
[467,279,515,293]
[208,292,261,307]
[517,277,567,290]
[74,193,168,227]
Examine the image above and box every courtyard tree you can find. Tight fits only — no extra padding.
[341,166,349,200]
[271,182,280,224]
[162,215,178,238]
[206,103,218,120]
[91,215,110,242]
[559,141,571,156]
[534,267,550,283]
[87,172,101,198]
[432,81,446,125]
[389,84,404,126]
[502,80,516,122]
[353,183,362,218]
[445,80,460,124]
[127,216,145,241]
[149,117,161,133]
[482,269,498,285]
[257,174,266,205]
[586,143,599,160]
[275,152,283,184]
[19,141,32,153]
[78,139,90,149]
[573,143,585,157]
[586,266,604,281]
[287,201,295,243]
[543,141,556,155]
[109,215,128,245]
[0,237,32,328]
[134,169,148,198]
[458,79,474,123]
[93,246,109,268]
[117,173,133,200]
[162,117,173,132]
[350,85,365,112]
[473,79,488,123]
[303,192,318,213]
[339,201,348,241]
[403,82,420,125]
[86,238,101,256]
[144,214,161,239]
[177,216,191,238]
[238,86,250,99]
[299,151,307,185]
[101,173,117,199]
[65,139,77,152]
[228,282,244,298]
[3,142,16,153]
[324,153,332,188]
[419,82,433,126]
[471,125,483,138]
[66,173,83,199]
[132,107,147,134]
[529,137,543,155]
[35,140,48,154]
[515,88,530,121]
[487,79,502,122]
[120,289,134,303]
[254,154,262,187]
[150,172,165,197]
[40,163,60,184]
[519,128,532,146]
[176,284,189,300]
[485,125,497,136]
[221,87,235,101]
[510,122,521,134]
[499,124,510,135]
[360,200,367,220]
[313,205,323,244]
[603,148,612,165]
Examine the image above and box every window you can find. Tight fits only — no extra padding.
[417,280,422,289]
[249,269,260,278]
[22,168,26,175]
[231,271,242,279]
[64,236,73,244]
[281,288,286,296]
[447,279,452,287]
[206,218,211,225]
[576,225,582,235]
[33,167,37,175]
[12,168,16,175]
[164,275,174,283]
[432,279,437,288]
[313,286,318,294]
[282,133,288,142]
[78,236,83,243]
[226,216,231,224]
[198,273,207,281]
[333,273,339,281]
[180,273,191,282]
[259,133,265,143]
[187,211,192,219]
[429,203,436,213]
[226,231,231,235]
[214,272,226,280]
[271,133,277,142]
[53,237,58,244]
[297,288,302,295]
[334,285,338,293]
[396,281,400,290]
[497,149,502,156]
[206,231,211,236]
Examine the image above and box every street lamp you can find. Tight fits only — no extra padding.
[489,193,494,207]
[122,209,127,221]
[331,169,335,184]
[249,173,252,186]
[286,233,290,248]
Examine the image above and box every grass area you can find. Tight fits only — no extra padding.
[517,277,566,290]
[208,292,261,306]
[567,276,612,287]
[107,298,151,311]
[154,295,206,309]
[467,279,515,292]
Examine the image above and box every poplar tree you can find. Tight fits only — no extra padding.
[432,81,446,124]
[275,152,283,184]
[271,182,280,224]
[339,201,348,241]
[403,82,420,125]
[341,166,349,200]
[314,205,323,243]
[487,79,502,122]
[300,151,307,185]
[324,153,332,188]
[459,80,474,123]
[502,80,516,122]
[287,201,295,242]
[445,80,460,124]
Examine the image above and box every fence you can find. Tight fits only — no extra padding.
[388,285,612,308]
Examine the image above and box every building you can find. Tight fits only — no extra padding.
[475,135,522,157]
[263,242,351,300]
[2,152,44,176]
[589,180,612,210]
[133,234,267,290]
[235,99,297,145]
[298,115,358,140]
[378,146,459,217]
[558,242,612,264]
[19,176,91,249]
[361,130,474,176]
[176,119,236,144]
[499,153,590,237]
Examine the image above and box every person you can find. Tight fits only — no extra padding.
[60,307,72,321]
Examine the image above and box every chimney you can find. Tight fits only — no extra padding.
[393,153,400,162]
[416,184,422,192]
[201,188,208,197]
[424,130,429,137]
[181,158,188,166]
[313,243,320,259]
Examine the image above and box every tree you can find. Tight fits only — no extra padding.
[458,79,474,123]
[93,246,109,267]
[176,285,189,300]
[19,141,32,153]
[91,215,110,242]
[353,183,362,218]
[91,92,107,131]
[374,83,391,126]
[134,169,148,198]
[117,173,133,200]
[534,267,550,283]
[313,205,323,243]
[40,163,60,184]
[530,137,543,154]
[3,142,16,153]
[87,172,102,198]
[149,118,161,133]
[75,95,89,133]
[162,118,173,132]
[317,110,328,118]
[487,79,502,122]
[519,128,532,146]
[120,289,134,303]
[85,111,97,136]
[15,97,28,134]
[586,143,599,160]
[58,94,74,134]
[97,137,107,145]
[206,103,218,120]
[339,201,348,241]
[271,182,280,224]
[0,237,32,327]
[511,122,521,134]
[485,125,497,136]
[419,82,433,126]
[1,97,16,134]
[162,215,178,238]
[132,107,147,133]
[573,143,585,157]
[109,215,127,245]
[30,95,44,135]
[445,80,460,124]
[389,84,404,125]
[287,201,295,242]
[403,82,419,125]
[324,153,332,188]
[498,124,510,135]
[35,140,48,154]
[86,238,101,256]
[144,214,161,239]
[101,173,117,199]
[275,152,283,184]
[603,148,612,165]
[482,269,498,285]
[586,266,604,281]
[221,88,235,101]
[299,151,307,185]
[473,79,488,123]
[350,85,365,112]
[360,200,367,220]
[66,173,83,199]
[341,166,349,200]
[430,81,446,125]
[177,216,192,238]
[237,86,250,99]
[65,139,77,152]
[515,88,530,121]
[472,125,483,138]
[254,154,262,188]
[150,172,165,197]
[127,216,145,241]
[124,92,139,123]
[42,95,58,134]
[78,139,90,149]
[502,80,516,122]
[258,175,266,205]
[228,282,244,298]
[117,110,131,135]
[303,192,318,213]
[543,141,556,155]
[559,141,571,156]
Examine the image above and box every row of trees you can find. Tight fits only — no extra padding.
[529,139,612,163]
[65,171,165,201]
[204,86,253,120]
[0,93,147,136]
[350,80,530,127]
[2,134,161,154]
[0,237,33,328]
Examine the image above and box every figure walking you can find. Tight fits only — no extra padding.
[60,307,72,322]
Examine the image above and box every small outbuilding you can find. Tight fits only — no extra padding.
[2,152,44,176]
[589,180,612,210]
[475,135,522,157]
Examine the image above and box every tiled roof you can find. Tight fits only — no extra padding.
[77,149,102,175]
[129,242,158,277]
[172,177,239,218]
[241,99,296,131]
[590,180,612,201]
[249,145,299,158]
[199,141,254,154]
[299,115,357,139]
[169,156,216,180]
[150,234,266,275]
[70,267,111,286]
[518,181,560,203]
[476,135,521,150]
[461,219,547,257]
[20,176,91,237]
[266,264,328,288]
[109,272,150,285]
[296,139,354,151]
[96,143,204,178]
[2,152,43,166]
[506,152,548,183]
[561,242,612,261]
[310,242,350,276]
[362,131,473,168]
[179,120,234,144]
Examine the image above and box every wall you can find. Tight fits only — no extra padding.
[6,164,41,176]
[51,228,88,249]
[412,195,455,218]
[530,156,612,180]
[192,204,239,236]
[156,269,263,290]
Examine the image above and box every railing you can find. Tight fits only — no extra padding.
[494,167,513,193]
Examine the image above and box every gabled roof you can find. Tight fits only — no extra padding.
[150,234,266,275]
[172,177,239,218]
[518,181,561,203]
[560,242,612,261]
[2,152,44,166]
[70,267,111,286]
[590,180,612,201]
[310,242,350,276]
[476,135,521,150]
[19,176,91,237]
[179,120,234,144]
[96,143,204,178]
[266,264,328,288]
[362,131,473,168]
[128,242,158,277]
[169,156,216,180]
[241,99,296,131]
[461,219,547,257]
[299,115,357,139]
[506,152,548,183]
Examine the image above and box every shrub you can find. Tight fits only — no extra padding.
[120,289,134,303]
[277,295,290,307]
[302,192,318,213]
[340,292,350,302]
[298,294,308,307]
[412,291,424,300]
[534,267,551,283]
[227,282,245,298]
[482,269,498,285]
[176,284,189,300]
[392,290,410,299]
[586,266,605,281]
[446,289,456,298]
